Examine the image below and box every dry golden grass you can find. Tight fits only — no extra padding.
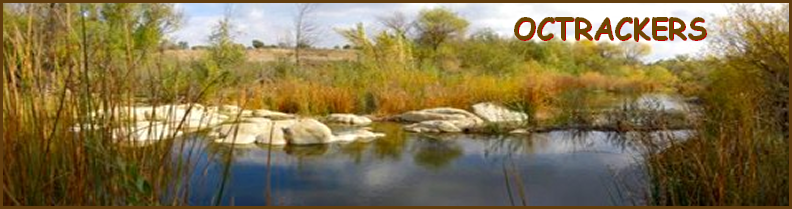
[212,61,666,124]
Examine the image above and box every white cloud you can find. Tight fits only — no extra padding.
[172,3,734,61]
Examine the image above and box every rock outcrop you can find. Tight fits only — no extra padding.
[333,128,386,143]
[252,109,296,120]
[281,118,386,145]
[112,121,184,142]
[83,103,386,145]
[471,102,528,123]
[212,119,297,145]
[282,118,335,145]
[404,120,463,133]
[397,107,481,123]
[325,113,372,126]
[399,107,485,133]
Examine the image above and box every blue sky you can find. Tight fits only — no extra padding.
[171,3,735,62]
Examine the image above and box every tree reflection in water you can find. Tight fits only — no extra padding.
[411,135,464,170]
[371,123,410,161]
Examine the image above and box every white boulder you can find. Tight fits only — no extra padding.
[175,103,206,111]
[282,118,335,145]
[404,120,463,133]
[113,121,183,142]
[88,103,215,122]
[252,109,295,120]
[179,114,227,130]
[325,113,372,126]
[213,118,384,146]
[403,117,485,133]
[147,105,199,121]
[213,122,268,145]
[207,105,253,116]
[471,102,529,123]
[399,107,484,133]
[257,119,298,145]
[220,105,242,113]
[397,107,481,122]
[212,119,297,145]
[236,117,272,124]
[149,106,230,130]
[333,129,386,143]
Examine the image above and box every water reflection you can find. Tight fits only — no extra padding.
[284,144,329,157]
[411,136,464,170]
[178,123,688,206]
[370,123,410,160]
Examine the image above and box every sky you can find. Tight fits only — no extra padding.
[171,3,734,62]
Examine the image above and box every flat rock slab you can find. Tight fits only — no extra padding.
[397,107,481,123]
[325,113,372,126]
[471,102,529,123]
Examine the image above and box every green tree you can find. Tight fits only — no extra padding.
[414,7,469,52]
[653,55,712,95]
[338,22,415,71]
[197,9,245,99]
[539,38,580,74]
[206,14,245,71]
[458,28,521,75]
[252,39,265,49]
[177,41,189,50]
[133,3,182,52]
[619,41,651,64]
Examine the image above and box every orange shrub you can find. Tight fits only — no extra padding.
[374,88,414,115]
[579,71,609,90]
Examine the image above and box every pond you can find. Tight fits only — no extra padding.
[174,122,689,206]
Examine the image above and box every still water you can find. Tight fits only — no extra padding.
[176,123,688,206]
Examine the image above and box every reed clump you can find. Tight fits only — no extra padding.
[635,4,789,206]
[3,3,205,205]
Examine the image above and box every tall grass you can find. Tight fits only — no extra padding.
[2,4,206,205]
[207,58,666,121]
[639,65,788,205]
[636,4,789,205]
